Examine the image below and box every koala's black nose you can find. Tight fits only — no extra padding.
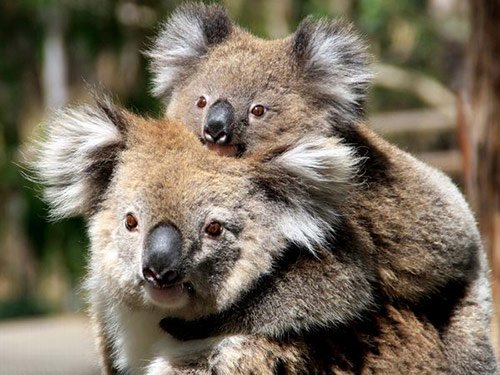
[142,224,182,288]
[204,100,235,144]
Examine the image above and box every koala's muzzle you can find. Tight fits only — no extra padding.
[142,224,183,288]
[204,100,235,144]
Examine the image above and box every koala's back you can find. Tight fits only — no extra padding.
[321,306,449,374]
[340,124,481,303]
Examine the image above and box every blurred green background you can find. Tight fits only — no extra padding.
[0,0,468,319]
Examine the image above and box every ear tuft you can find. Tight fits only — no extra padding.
[30,98,128,219]
[273,137,359,215]
[255,137,360,253]
[147,2,232,98]
[274,137,358,194]
[292,17,372,124]
[201,4,232,45]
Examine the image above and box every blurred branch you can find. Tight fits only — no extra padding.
[371,108,459,177]
[417,149,462,177]
[371,107,454,135]
[374,63,456,117]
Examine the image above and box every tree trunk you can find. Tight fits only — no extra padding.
[461,0,500,348]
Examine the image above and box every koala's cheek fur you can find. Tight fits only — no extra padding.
[214,227,284,310]
[86,208,146,309]
[243,98,332,155]
[182,206,286,315]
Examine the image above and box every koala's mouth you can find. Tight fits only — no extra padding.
[200,137,245,157]
[144,282,194,309]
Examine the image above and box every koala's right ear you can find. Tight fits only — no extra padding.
[31,99,128,219]
[147,2,232,98]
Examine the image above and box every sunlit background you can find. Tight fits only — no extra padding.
[1,0,498,373]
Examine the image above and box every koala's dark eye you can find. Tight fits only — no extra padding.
[125,213,138,231]
[204,221,223,238]
[196,96,207,108]
[250,104,266,117]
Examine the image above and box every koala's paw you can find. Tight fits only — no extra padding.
[145,356,209,375]
[207,336,309,375]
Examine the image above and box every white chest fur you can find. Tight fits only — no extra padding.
[112,309,166,373]
[112,308,221,374]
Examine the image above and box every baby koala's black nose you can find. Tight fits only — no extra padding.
[142,223,182,288]
[204,100,235,144]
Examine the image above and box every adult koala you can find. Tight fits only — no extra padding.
[32,98,495,374]
[147,3,498,374]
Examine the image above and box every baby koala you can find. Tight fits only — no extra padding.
[32,98,497,374]
[146,3,497,373]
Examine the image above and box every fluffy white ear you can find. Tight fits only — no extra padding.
[146,3,232,98]
[255,137,360,253]
[274,137,358,201]
[292,18,372,125]
[30,99,128,219]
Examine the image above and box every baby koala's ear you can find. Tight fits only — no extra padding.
[29,98,129,219]
[252,137,360,252]
[292,17,372,125]
[147,3,232,98]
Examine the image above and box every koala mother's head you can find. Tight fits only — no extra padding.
[32,99,359,320]
[148,3,372,157]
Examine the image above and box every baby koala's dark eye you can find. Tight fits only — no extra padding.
[196,96,207,108]
[125,213,138,231]
[250,104,266,117]
[204,221,223,238]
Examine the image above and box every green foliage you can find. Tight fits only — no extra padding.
[0,297,52,320]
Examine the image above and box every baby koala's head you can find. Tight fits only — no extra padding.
[148,3,372,157]
[32,99,359,319]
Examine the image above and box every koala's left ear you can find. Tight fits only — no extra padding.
[292,18,372,125]
[253,138,359,252]
[30,98,129,219]
[147,3,232,98]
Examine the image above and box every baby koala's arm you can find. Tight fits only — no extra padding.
[206,336,311,375]
[145,335,311,375]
